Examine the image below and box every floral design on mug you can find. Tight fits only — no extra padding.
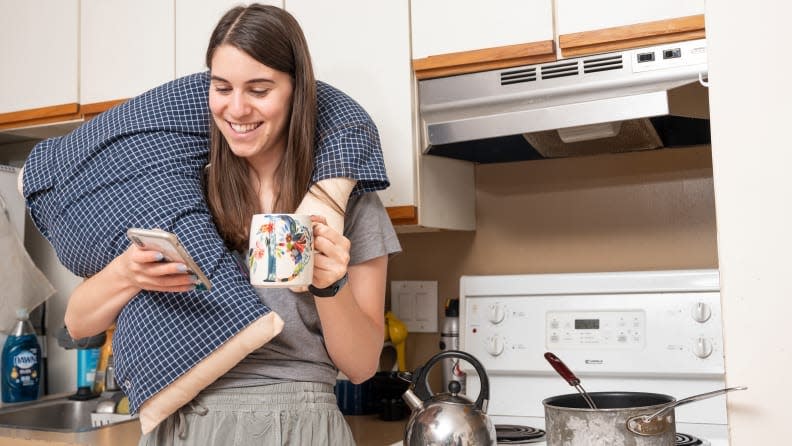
[248,215,312,283]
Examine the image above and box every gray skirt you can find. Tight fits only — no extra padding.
[138,382,355,446]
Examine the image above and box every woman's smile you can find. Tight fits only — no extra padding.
[227,120,263,135]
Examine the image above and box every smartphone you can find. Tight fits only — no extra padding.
[126,228,212,291]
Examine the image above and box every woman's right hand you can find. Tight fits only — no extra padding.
[119,244,198,293]
[66,243,198,339]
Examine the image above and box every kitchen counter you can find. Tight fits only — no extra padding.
[0,414,406,445]
[0,419,141,446]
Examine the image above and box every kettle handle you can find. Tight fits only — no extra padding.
[413,350,490,413]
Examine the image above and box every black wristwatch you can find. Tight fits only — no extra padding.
[308,273,349,298]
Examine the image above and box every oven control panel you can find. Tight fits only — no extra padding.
[459,271,728,427]
[460,271,724,376]
[546,310,646,349]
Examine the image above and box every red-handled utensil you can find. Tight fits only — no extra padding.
[544,352,598,409]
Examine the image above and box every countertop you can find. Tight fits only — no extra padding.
[0,419,141,446]
[0,414,406,446]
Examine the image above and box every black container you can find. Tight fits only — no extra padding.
[334,371,410,419]
[335,378,375,415]
[370,372,410,421]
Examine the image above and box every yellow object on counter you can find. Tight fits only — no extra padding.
[115,395,130,415]
[384,311,408,372]
[93,325,115,394]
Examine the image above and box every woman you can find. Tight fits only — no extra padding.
[66,4,400,445]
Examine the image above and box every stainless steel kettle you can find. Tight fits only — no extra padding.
[401,350,496,445]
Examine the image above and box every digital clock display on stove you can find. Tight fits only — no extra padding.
[575,319,599,329]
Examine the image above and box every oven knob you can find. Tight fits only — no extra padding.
[488,304,506,324]
[691,302,712,323]
[486,336,505,356]
[693,337,713,358]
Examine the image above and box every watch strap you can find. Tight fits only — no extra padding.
[308,272,349,298]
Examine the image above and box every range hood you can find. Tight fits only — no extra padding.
[419,39,710,163]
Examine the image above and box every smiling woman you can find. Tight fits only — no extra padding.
[138,4,402,446]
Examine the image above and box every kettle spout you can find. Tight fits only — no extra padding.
[402,389,424,411]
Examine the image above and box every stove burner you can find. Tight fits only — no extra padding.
[676,433,703,446]
[495,424,546,444]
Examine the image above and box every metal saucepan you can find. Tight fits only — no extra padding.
[543,386,746,446]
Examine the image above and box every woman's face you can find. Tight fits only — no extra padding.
[209,44,294,166]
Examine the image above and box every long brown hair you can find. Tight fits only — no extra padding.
[205,4,316,252]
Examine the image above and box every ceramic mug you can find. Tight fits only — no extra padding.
[248,214,313,287]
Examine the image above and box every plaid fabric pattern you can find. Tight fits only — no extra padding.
[22,72,389,413]
[314,81,388,193]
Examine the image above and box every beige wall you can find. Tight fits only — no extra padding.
[387,145,718,378]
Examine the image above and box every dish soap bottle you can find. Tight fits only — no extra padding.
[2,308,42,403]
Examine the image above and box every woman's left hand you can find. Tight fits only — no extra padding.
[311,215,351,289]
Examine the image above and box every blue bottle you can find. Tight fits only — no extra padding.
[2,309,41,403]
[76,348,100,389]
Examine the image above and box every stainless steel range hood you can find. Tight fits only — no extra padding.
[418,39,710,162]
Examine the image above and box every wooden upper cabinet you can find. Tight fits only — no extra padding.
[410,0,556,80]
[556,0,705,57]
[0,1,79,124]
[175,0,284,78]
[80,0,175,105]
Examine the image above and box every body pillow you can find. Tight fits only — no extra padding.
[22,72,388,432]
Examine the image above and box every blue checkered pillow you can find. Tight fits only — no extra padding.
[22,72,388,412]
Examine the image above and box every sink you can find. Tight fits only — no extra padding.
[0,394,135,432]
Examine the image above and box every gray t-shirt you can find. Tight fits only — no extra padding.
[210,192,401,389]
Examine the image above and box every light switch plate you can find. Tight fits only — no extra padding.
[391,281,438,333]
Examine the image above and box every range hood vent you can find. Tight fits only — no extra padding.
[500,68,537,86]
[540,60,578,80]
[500,54,624,86]
[583,55,623,74]
[419,39,710,163]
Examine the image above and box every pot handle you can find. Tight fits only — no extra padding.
[626,386,747,436]
[413,350,491,413]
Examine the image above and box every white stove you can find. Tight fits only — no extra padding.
[459,269,729,446]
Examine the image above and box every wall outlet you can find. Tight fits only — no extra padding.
[391,281,438,333]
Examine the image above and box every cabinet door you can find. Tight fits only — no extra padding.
[557,0,704,35]
[411,0,555,79]
[286,0,415,210]
[0,1,79,116]
[411,0,554,59]
[556,0,705,57]
[175,0,283,78]
[80,0,175,105]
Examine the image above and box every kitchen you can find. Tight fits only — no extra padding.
[0,0,789,445]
